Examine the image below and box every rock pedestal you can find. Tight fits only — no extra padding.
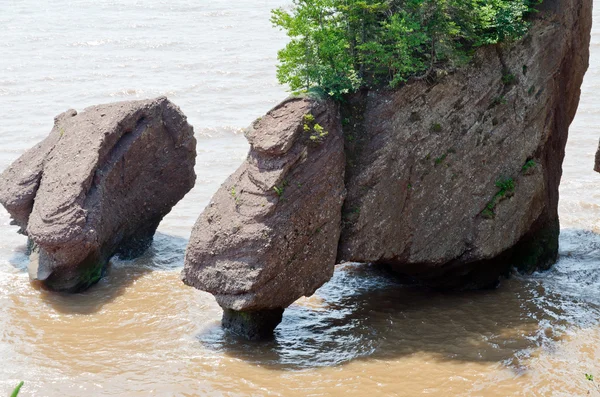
[182,97,346,338]
[221,308,285,341]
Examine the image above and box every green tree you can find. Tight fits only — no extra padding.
[272,0,541,97]
[271,0,360,97]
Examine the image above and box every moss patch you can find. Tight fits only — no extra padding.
[512,220,560,274]
[481,177,515,219]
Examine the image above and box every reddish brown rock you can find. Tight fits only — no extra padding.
[0,97,196,292]
[338,0,592,288]
[183,0,591,340]
[182,97,345,338]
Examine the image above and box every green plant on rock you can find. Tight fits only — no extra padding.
[492,95,508,107]
[482,177,515,219]
[303,112,329,143]
[434,153,447,166]
[522,159,536,173]
[481,206,495,219]
[311,123,329,142]
[272,0,542,98]
[273,180,289,198]
[496,177,515,193]
[502,72,516,85]
[585,373,600,395]
[230,186,241,205]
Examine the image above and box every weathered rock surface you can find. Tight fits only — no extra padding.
[0,97,196,292]
[183,0,590,339]
[338,0,591,288]
[182,97,345,337]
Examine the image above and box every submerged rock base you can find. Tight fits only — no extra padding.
[222,308,285,340]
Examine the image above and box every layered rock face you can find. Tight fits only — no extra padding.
[0,97,196,292]
[339,0,591,288]
[182,97,345,339]
[184,0,590,339]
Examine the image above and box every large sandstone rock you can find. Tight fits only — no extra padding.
[338,0,591,287]
[182,97,345,339]
[183,0,590,339]
[0,97,196,292]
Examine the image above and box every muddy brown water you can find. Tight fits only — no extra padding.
[1,1,600,396]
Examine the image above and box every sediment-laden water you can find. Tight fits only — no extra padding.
[1,1,600,396]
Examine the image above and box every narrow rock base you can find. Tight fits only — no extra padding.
[221,308,285,340]
[28,240,107,293]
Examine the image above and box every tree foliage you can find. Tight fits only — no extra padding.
[271,0,541,98]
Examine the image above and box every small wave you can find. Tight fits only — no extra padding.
[0,79,19,86]
[195,126,245,139]
[526,229,600,309]
[108,89,145,98]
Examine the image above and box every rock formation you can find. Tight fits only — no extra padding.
[0,97,196,292]
[339,0,592,288]
[183,0,591,340]
[182,97,345,340]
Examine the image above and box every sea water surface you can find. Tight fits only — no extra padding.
[1,1,600,396]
